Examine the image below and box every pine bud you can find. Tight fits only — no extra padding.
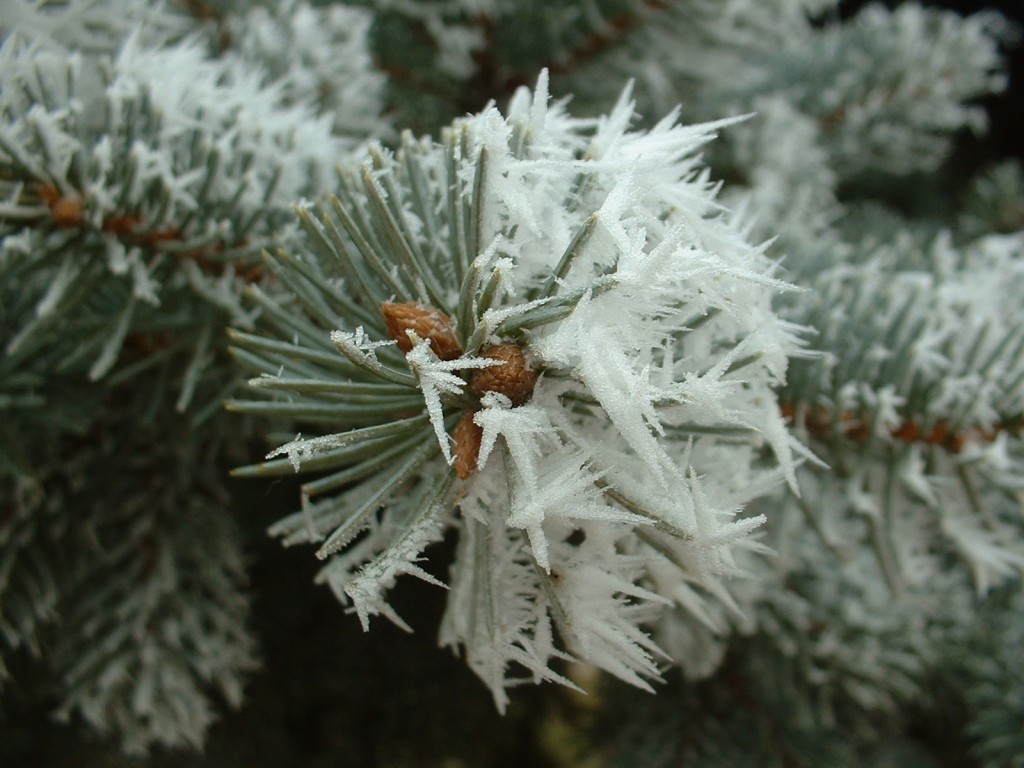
[382,301,462,360]
[38,185,84,228]
[50,196,84,228]
[453,410,483,479]
[469,343,537,406]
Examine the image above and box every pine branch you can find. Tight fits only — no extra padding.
[233,69,805,707]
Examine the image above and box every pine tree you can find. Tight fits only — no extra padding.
[1,1,1022,765]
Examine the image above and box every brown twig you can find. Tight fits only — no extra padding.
[781,401,1021,454]
[35,182,263,283]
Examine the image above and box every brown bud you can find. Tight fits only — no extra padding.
[37,184,60,205]
[470,343,537,406]
[890,420,920,443]
[381,301,462,360]
[50,196,84,228]
[453,410,483,479]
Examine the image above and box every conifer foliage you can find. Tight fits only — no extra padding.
[230,70,805,709]
[1,0,1022,764]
